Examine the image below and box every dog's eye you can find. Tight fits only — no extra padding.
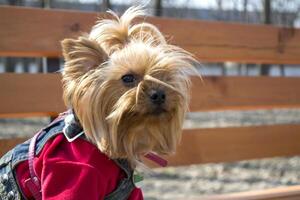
[121,74,136,85]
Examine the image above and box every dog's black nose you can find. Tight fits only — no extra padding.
[150,90,166,105]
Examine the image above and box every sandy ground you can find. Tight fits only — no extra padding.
[1,109,300,200]
[141,156,300,199]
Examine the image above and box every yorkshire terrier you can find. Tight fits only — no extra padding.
[61,6,196,167]
[0,6,197,200]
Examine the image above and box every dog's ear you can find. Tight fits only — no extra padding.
[61,36,107,79]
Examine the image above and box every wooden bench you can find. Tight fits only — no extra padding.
[1,5,300,199]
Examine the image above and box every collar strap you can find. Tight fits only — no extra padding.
[145,152,168,167]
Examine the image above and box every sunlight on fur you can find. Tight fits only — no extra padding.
[61,6,199,167]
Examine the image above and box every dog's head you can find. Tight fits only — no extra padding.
[61,7,197,167]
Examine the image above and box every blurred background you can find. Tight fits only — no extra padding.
[1,0,300,199]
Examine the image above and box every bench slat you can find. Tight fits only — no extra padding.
[0,137,28,156]
[0,74,300,117]
[2,124,300,165]
[1,6,300,64]
[199,185,300,200]
[165,124,300,166]
[190,76,300,111]
[0,74,64,117]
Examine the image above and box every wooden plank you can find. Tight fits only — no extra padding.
[0,137,28,157]
[198,185,300,200]
[2,124,300,165]
[0,6,96,58]
[165,124,300,166]
[1,138,300,200]
[0,74,65,117]
[1,74,300,117]
[0,6,300,64]
[2,135,300,200]
[190,76,300,111]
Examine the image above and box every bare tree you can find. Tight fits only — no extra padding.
[41,0,50,8]
[242,0,248,22]
[216,0,223,20]
[154,0,162,16]
[273,0,300,27]
[216,0,223,10]
[101,0,111,11]
[260,0,271,76]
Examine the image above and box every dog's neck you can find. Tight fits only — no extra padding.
[68,109,168,167]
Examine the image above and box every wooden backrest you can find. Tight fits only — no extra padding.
[1,6,300,64]
[1,6,300,167]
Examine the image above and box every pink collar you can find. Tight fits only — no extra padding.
[145,152,168,167]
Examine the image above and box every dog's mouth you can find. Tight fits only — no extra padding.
[150,106,167,115]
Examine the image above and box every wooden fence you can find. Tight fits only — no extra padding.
[1,5,300,199]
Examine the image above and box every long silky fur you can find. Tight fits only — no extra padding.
[61,7,198,167]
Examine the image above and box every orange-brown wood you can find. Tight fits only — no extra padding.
[190,76,300,111]
[0,6,99,57]
[165,124,300,166]
[0,73,65,117]
[1,74,300,117]
[2,132,300,200]
[198,185,300,200]
[0,6,300,64]
[2,124,300,165]
[0,137,28,157]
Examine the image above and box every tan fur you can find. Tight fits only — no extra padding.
[61,7,198,167]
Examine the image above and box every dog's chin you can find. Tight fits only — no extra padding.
[104,103,183,166]
[150,107,167,116]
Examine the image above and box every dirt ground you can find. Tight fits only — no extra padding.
[141,156,300,199]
